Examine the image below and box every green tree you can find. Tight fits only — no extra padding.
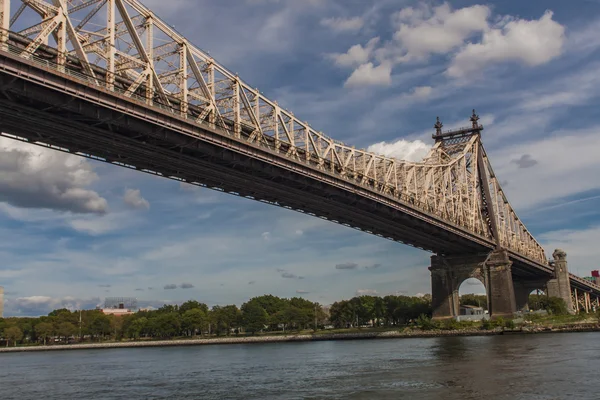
[88,313,111,340]
[209,305,241,336]
[460,294,488,310]
[126,317,148,339]
[149,313,181,338]
[56,322,77,342]
[241,301,268,334]
[179,300,209,314]
[5,326,23,347]
[181,308,207,337]
[35,322,54,345]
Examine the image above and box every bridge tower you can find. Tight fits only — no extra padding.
[429,111,517,319]
[547,249,575,314]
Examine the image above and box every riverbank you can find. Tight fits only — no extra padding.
[1,324,599,353]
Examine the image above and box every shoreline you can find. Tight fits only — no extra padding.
[1,324,599,353]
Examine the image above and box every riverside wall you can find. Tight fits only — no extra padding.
[1,325,599,353]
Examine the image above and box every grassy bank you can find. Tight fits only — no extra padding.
[1,315,598,353]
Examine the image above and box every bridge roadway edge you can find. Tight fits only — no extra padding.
[0,49,577,286]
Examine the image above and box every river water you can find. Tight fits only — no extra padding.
[1,333,598,399]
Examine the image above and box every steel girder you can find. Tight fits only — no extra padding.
[0,0,548,267]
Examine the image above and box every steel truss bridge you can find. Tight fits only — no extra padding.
[0,0,598,310]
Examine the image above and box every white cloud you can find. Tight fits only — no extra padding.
[69,212,137,235]
[367,139,430,162]
[411,85,433,99]
[345,62,392,88]
[447,11,565,77]
[330,37,380,67]
[491,127,600,209]
[6,295,101,316]
[0,137,107,214]
[321,16,364,33]
[392,2,490,61]
[123,189,150,210]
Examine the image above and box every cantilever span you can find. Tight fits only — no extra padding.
[0,0,598,315]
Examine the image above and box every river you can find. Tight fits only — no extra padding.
[0,333,598,399]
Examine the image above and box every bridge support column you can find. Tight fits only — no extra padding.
[513,281,547,312]
[546,249,575,314]
[430,249,516,320]
[486,250,517,318]
[430,255,459,320]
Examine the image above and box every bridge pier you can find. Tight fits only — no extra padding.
[512,280,547,312]
[430,249,516,320]
[546,249,575,314]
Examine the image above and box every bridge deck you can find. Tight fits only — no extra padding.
[0,45,598,297]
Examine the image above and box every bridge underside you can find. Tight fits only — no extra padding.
[0,56,488,247]
[0,51,555,283]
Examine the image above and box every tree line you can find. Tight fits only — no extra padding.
[0,295,329,346]
[0,293,577,347]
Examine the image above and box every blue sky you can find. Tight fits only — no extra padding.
[2,0,600,316]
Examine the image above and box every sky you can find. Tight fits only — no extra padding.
[2,0,600,316]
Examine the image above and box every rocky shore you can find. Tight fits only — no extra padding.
[1,324,598,353]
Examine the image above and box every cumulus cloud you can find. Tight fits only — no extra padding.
[262,232,271,241]
[180,283,195,289]
[5,296,101,317]
[392,2,490,61]
[0,137,107,214]
[512,154,538,169]
[367,139,431,162]
[164,284,177,290]
[411,86,433,99]
[330,38,380,67]
[321,16,364,33]
[345,62,392,88]
[123,189,150,210]
[295,230,304,236]
[335,262,358,270]
[447,11,565,77]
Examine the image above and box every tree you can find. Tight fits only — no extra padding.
[35,322,54,345]
[210,305,241,336]
[241,302,268,334]
[126,317,148,339]
[179,300,209,314]
[88,313,111,340]
[56,322,77,342]
[5,326,23,347]
[182,308,207,337]
[149,313,181,338]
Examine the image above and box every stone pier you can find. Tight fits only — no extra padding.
[546,249,575,314]
[430,249,517,320]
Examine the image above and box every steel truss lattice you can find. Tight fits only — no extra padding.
[0,0,546,264]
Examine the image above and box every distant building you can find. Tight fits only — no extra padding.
[0,286,3,318]
[460,305,484,316]
[100,296,137,316]
[101,308,134,316]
